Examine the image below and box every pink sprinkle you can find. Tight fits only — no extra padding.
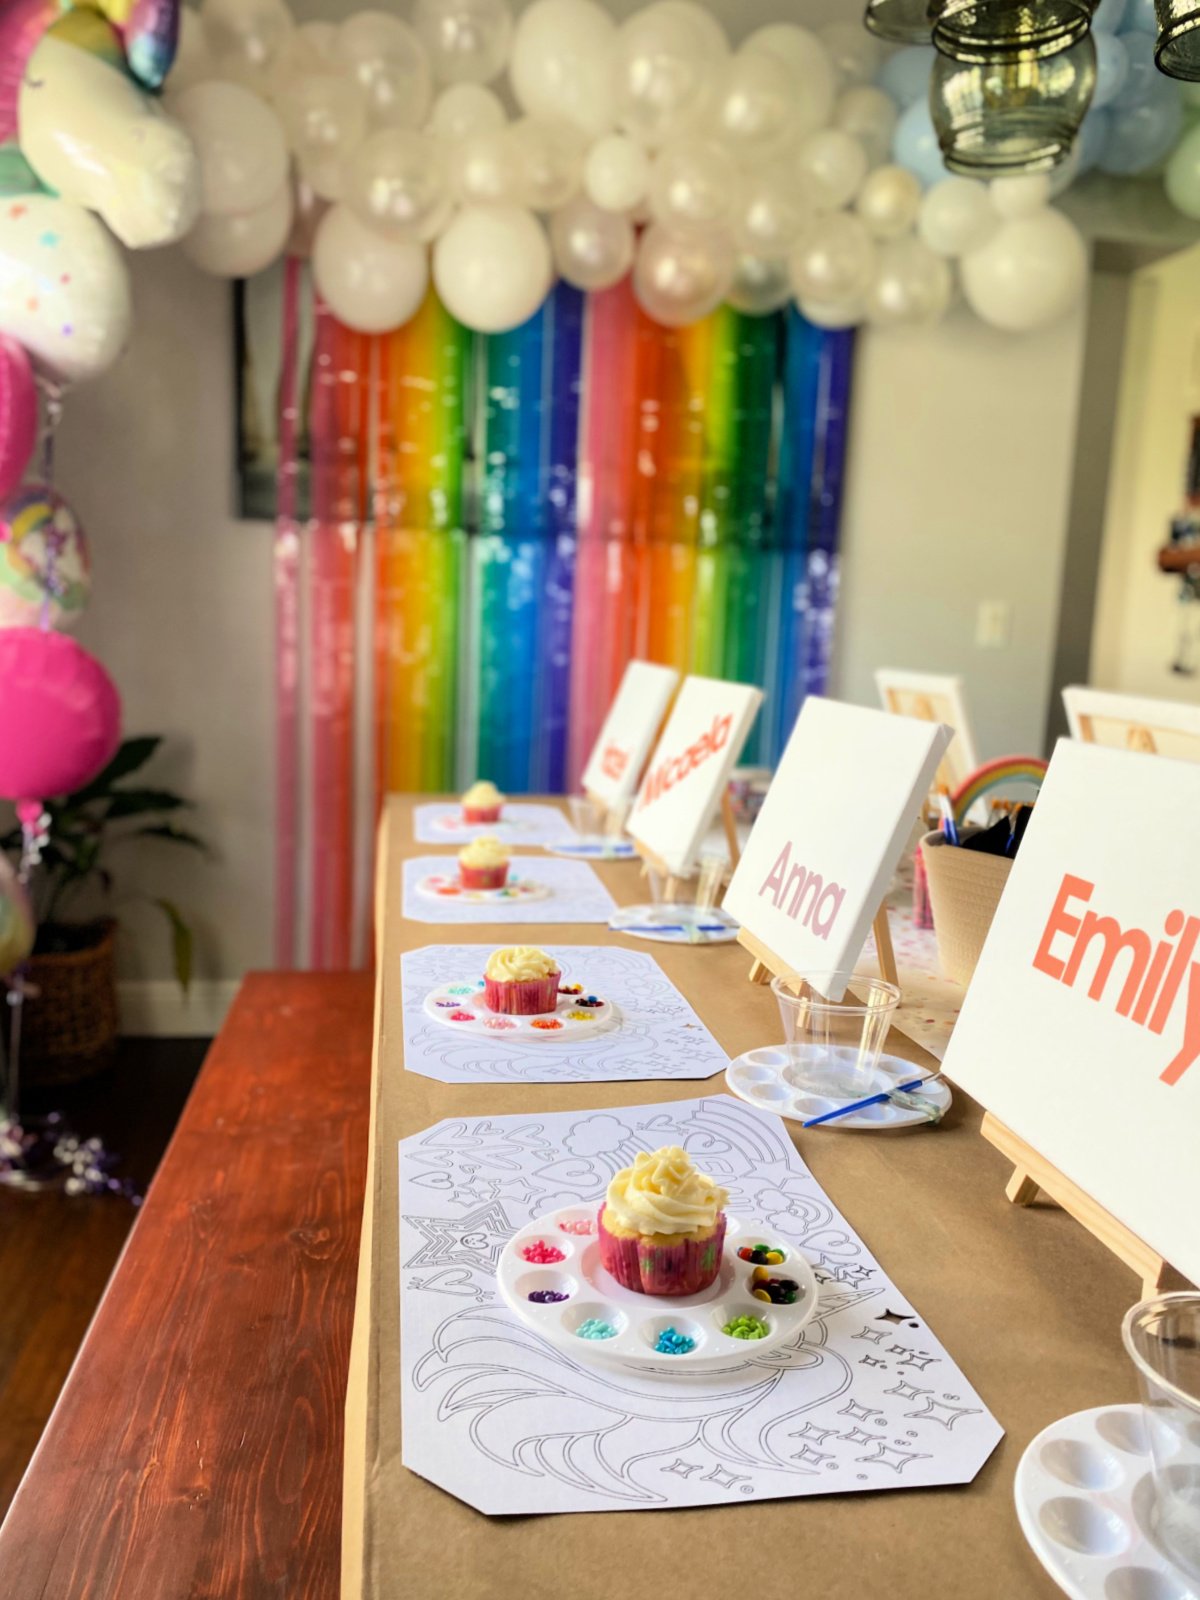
[482,1016,516,1030]
[449,1010,474,1022]
[522,1241,565,1264]
[557,1219,594,1235]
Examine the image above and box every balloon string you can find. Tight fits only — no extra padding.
[37,380,64,633]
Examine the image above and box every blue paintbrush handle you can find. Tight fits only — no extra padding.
[802,1077,931,1128]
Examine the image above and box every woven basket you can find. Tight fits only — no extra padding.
[920,831,1013,987]
[20,919,119,1086]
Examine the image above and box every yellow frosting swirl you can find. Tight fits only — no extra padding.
[462,780,504,808]
[459,835,510,869]
[484,946,557,982]
[604,1146,728,1236]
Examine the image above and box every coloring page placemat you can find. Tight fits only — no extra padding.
[398,1096,1002,1514]
[401,856,618,925]
[400,945,728,1083]
[413,802,577,846]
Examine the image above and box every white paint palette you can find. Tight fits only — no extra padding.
[414,873,550,906]
[725,1048,951,1132]
[608,903,740,945]
[544,838,637,861]
[422,979,618,1041]
[496,1206,820,1374]
[1015,1403,1200,1600]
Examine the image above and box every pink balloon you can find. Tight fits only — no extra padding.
[0,337,38,500]
[0,0,59,147]
[0,628,121,801]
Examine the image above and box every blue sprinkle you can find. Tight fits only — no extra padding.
[654,1325,697,1355]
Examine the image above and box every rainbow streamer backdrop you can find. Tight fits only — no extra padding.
[274,270,854,967]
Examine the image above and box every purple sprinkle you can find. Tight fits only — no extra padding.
[528,1289,568,1303]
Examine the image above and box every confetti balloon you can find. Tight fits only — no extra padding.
[0,628,121,801]
[0,0,58,147]
[0,852,34,978]
[0,194,133,386]
[335,11,433,130]
[0,336,38,501]
[19,9,200,249]
[97,0,181,90]
[0,483,91,631]
[633,223,735,327]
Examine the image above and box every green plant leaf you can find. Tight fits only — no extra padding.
[152,897,193,994]
[104,789,193,820]
[133,825,210,855]
[70,736,162,802]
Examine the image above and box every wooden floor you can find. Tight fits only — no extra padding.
[0,1038,207,1515]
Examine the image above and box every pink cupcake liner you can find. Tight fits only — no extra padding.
[460,863,509,890]
[597,1206,727,1297]
[463,805,502,824]
[482,970,561,1015]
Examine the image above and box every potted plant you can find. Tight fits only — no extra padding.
[1,736,207,1085]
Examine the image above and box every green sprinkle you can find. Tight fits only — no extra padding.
[576,1318,619,1341]
[722,1313,770,1341]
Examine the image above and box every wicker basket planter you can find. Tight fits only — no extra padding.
[20,918,119,1087]
[920,831,1013,988]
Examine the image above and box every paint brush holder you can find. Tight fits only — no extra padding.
[920,829,1013,986]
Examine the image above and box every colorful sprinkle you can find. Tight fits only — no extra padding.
[576,1318,618,1340]
[528,1289,569,1303]
[565,1010,595,1022]
[448,984,473,995]
[557,1219,594,1235]
[737,1244,787,1265]
[521,1241,565,1264]
[654,1326,697,1355]
[435,998,460,1008]
[723,1314,770,1340]
[482,1016,516,1031]
[559,983,583,995]
[448,1010,474,1022]
[530,1017,563,1030]
[753,1275,800,1305]
[575,995,603,1008]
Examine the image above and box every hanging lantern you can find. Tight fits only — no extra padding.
[932,0,1096,62]
[1156,0,1200,80]
[864,0,934,45]
[931,31,1096,172]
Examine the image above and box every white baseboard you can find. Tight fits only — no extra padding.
[117,979,239,1037]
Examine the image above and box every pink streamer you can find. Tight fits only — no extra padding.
[273,256,302,968]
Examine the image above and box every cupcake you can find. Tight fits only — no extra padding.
[598,1146,728,1297]
[458,835,511,890]
[461,780,504,824]
[482,946,561,1015]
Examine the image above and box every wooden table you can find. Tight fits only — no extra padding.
[0,972,373,1600]
[345,795,1146,1600]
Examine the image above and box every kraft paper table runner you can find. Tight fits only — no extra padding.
[344,795,1143,1600]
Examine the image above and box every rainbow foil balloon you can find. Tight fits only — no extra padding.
[0,481,92,630]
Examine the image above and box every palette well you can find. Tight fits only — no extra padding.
[1015,1403,1200,1600]
[496,1206,820,1374]
[414,874,551,905]
[422,980,618,1040]
[725,1048,952,1132]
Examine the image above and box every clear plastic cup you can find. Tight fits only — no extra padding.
[567,795,603,839]
[770,971,901,1100]
[1122,1292,1200,1580]
[694,853,726,912]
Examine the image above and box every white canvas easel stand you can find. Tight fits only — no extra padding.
[736,900,900,992]
[636,789,743,902]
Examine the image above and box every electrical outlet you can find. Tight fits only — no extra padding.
[976,599,1011,649]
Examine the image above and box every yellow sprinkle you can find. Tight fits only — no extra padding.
[752,1266,770,1283]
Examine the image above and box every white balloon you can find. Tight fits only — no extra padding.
[742,24,836,139]
[336,11,433,130]
[345,128,450,240]
[633,222,734,326]
[856,165,922,240]
[509,0,617,138]
[584,134,650,212]
[818,20,885,88]
[182,181,293,276]
[434,203,553,331]
[834,86,899,169]
[201,0,294,70]
[960,209,1087,332]
[170,8,217,91]
[917,176,997,256]
[174,81,288,216]
[266,24,331,102]
[0,195,132,386]
[414,0,513,85]
[1165,121,1200,219]
[797,129,869,211]
[866,235,953,326]
[279,74,368,202]
[19,24,200,250]
[647,1,729,61]
[313,204,430,332]
[446,125,522,202]
[789,212,876,302]
[798,294,866,330]
[427,82,505,140]
[990,174,1052,219]
[731,160,812,255]
[715,49,799,161]
[207,51,273,101]
[300,21,338,58]
[509,115,587,211]
[550,195,634,289]
[648,138,738,232]
[611,6,718,148]
[727,254,793,315]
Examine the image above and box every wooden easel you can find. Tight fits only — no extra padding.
[737,899,900,992]
[980,1113,1190,1297]
[634,791,742,903]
